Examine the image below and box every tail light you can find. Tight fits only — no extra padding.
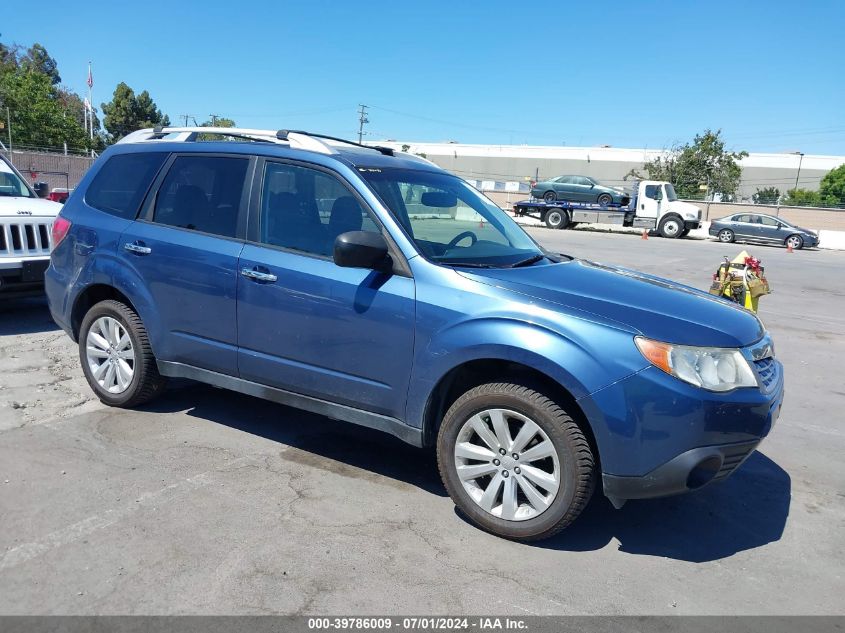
[51,215,72,247]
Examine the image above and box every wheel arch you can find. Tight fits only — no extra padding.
[71,284,138,340]
[420,358,601,472]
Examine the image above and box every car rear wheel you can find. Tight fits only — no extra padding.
[543,190,557,203]
[79,299,166,407]
[786,234,804,250]
[718,228,735,243]
[597,193,613,206]
[544,209,569,230]
[658,215,683,238]
[437,382,595,541]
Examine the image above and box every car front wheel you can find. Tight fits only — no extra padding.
[597,193,613,206]
[79,299,166,407]
[437,382,595,541]
[785,234,804,250]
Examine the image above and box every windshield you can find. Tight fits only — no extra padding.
[0,160,34,198]
[360,167,544,267]
[665,183,679,201]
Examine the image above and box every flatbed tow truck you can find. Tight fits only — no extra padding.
[512,180,703,238]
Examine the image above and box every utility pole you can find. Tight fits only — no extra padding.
[357,104,369,143]
[793,152,805,191]
[180,114,191,127]
[6,107,11,156]
[209,114,219,126]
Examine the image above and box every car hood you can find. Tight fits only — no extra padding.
[0,196,62,218]
[458,259,764,348]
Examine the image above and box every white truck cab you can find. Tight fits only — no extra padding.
[634,180,703,238]
[0,154,62,298]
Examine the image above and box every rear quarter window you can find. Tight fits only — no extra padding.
[85,152,168,219]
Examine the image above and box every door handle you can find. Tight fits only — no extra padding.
[124,242,151,255]
[241,267,277,283]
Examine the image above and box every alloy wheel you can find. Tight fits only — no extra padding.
[719,229,734,242]
[85,316,135,394]
[454,408,560,521]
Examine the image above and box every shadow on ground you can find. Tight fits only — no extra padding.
[0,298,59,336]
[140,383,446,497]
[527,450,791,562]
[144,383,790,562]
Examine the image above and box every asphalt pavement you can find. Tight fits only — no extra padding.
[0,229,842,615]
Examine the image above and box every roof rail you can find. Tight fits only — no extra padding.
[117,127,393,157]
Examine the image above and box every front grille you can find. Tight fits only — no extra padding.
[713,441,758,481]
[754,357,777,390]
[0,221,53,256]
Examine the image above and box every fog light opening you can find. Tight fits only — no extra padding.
[686,456,722,489]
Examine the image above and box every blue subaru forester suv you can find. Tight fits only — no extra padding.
[46,127,784,540]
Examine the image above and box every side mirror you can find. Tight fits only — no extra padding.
[334,231,390,271]
[33,182,50,198]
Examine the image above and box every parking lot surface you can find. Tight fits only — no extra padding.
[1,229,843,615]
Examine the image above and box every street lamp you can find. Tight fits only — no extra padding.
[793,151,805,191]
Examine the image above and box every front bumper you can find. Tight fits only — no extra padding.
[578,350,784,502]
[603,439,761,503]
[684,220,701,230]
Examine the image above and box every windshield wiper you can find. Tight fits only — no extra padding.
[506,254,546,268]
[443,262,497,269]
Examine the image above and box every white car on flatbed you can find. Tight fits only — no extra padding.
[0,154,62,298]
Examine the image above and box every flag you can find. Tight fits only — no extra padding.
[87,63,93,88]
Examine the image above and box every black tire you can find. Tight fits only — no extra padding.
[680,227,691,237]
[78,299,166,407]
[544,209,570,230]
[658,214,683,239]
[542,190,557,203]
[597,193,613,206]
[718,228,735,243]
[437,382,595,541]
[785,234,804,250]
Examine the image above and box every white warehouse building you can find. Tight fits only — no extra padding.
[373,141,845,202]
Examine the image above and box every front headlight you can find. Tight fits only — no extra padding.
[635,336,758,392]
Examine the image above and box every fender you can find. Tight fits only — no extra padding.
[71,250,164,354]
[404,316,648,432]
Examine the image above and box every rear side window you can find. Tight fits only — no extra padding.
[153,156,249,238]
[86,152,167,218]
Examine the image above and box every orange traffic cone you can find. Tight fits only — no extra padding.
[641,230,649,240]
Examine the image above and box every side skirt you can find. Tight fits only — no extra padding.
[157,361,423,447]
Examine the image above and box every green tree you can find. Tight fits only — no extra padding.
[101,83,169,142]
[0,69,88,150]
[197,117,236,141]
[818,164,845,207]
[782,188,823,207]
[639,129,748,200]
[752,187,780,205]
[21,43,60,84]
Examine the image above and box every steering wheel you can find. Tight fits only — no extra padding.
[446,231,478,249]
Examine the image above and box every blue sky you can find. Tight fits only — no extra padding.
[4,0,844,154]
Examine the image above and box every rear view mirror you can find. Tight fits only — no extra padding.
[421,191,457,208]
[334,231,390,271]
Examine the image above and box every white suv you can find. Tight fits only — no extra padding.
[0,154,62,298]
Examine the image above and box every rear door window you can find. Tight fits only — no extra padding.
[152,156,249,238]
[86,152,168,219]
